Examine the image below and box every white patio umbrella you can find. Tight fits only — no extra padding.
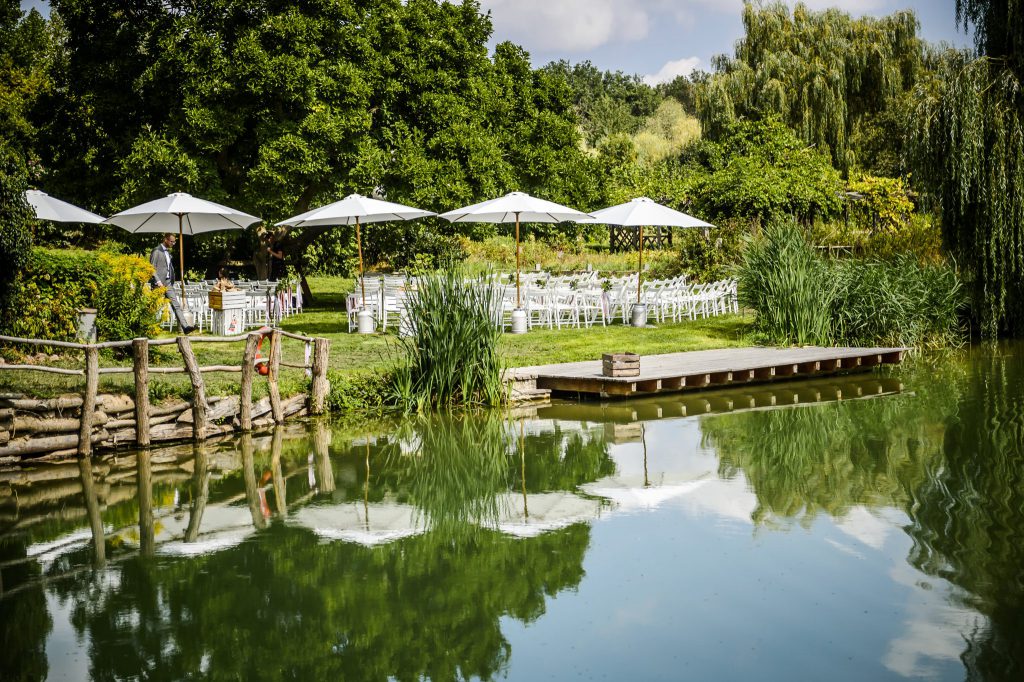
[586,197,714,317]
[25,189,106,223]
[439,192,592,328]
[290,502,426,546]
[276,193,434,311]
[104,192,261,298]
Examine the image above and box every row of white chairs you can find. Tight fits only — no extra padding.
[347,273,738,333]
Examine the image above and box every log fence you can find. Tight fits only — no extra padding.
[0,328,330,460]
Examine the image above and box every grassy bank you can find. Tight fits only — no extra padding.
[0,276,754,402]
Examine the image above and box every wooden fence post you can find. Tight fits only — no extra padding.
[132,338,150,447]
[77,346,99,457]
[268,329,283,423]
[177,336,209,440]
[310,337,330,415]
[239,332,260,431]
[77,456,106,567]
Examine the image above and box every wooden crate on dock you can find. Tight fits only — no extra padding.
[602,352,640,377]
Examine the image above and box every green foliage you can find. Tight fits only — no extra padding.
[830,256,965,349]
[0,146,32,326]
[698,1,923,173]
[845,175,914,233]
[909,50,1024,337]
[325,369,395,413]
[542,59,660,147]
[392,269,504,411]
[630,99,701,164]
[672,219,750,282]
[684,118,843,224]
[3,248,163,342]
[738,221,835,345]
[738,221,965,348]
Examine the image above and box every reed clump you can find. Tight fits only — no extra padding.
[391,269,505,411]
[738,222,966,348]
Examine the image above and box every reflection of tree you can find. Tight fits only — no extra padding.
[0,541,51,681]
[903,350,1024,681]
[64,517,590,680]
[701,364,959,525]
[514,423,613,493]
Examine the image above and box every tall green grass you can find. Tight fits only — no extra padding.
[738,222,835,345]
[738,222,966,348]
[391,269,505,411]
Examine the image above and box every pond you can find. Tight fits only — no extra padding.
[1,344,1022,681]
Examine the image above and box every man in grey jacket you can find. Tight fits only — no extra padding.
[149,233,195,334]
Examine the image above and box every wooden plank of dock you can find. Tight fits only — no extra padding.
[509,346,908,398]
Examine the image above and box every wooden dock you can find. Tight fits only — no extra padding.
[509,346,907,399]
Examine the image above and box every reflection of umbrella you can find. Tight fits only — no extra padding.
[25,189,106,223]
[291,503,426,546]
[579,422,712,512]
[439,192,592,311]
[105,192,261,298]
[485,491,604,538]
[276,193,433,310]
[113,506,257,556]
[584,197,713,307]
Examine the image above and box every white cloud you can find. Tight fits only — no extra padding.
[481,0,651,52]
[642,56,701,85]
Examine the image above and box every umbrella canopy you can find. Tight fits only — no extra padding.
[483,491,605,538]
[580,477,709,513]
[290,502,426,546]
[112,506,257,557]
[276,193,434,310]
[105,192,261,298]
[586,197,714,229]
[276,193,433,228]
[439,192,592,308]
[585,197,714,305]
[25,189,106,223]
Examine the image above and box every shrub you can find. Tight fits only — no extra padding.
[738,221,966,348]
[672,218,750,282]
[3,248,164,342]
[0,148,32,324]
[738,222,835,345]
[392,269,504,411]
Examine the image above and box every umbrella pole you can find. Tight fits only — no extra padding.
[515,212,522,308]
[356,216,366,308]
[178,214,187,304]
[637,225,644,304]
[520,420,528,518]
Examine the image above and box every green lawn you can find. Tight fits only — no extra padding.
[0,275,754,400]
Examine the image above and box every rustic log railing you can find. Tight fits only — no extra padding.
[0,328,330,458]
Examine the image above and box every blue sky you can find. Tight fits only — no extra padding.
[21,0,972,84]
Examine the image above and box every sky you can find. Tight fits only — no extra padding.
[20,0,973,84]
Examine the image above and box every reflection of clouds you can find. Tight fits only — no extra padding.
[824,537,866,560]
[883,557,984,678]
[600,596,660,635]
[678,475,758,526]
[835,506,902,550]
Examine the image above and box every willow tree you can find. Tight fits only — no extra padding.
[908,2,1024,336]
[697,1,923,174]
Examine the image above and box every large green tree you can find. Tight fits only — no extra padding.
[697,1,923,175]
[908,1,1024,336]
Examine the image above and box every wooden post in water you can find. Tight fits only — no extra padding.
[132,338,150,447]
[310,337,330,415]
[312,418,334,493]
[239,332,260,431]
[137,448,154,556]
[240,432,267,529]
[77,456,106,567]
[78,346,99,457]
[177,336,209,440]
[270,426,286,514]
[268,329,283,423]
[184,444,210,543]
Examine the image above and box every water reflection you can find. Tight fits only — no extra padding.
[1,354,1023,679]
